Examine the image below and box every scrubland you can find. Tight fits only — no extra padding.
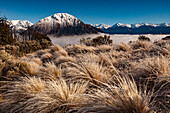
[0,39,169,113]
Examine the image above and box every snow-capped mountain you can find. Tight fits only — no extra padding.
[158,23,170,27]
[36,13,81,28]
[93,23,170,34]
[130,23,170,28]
[93,24,111,30]
[32,13,101,36]
[8,20,33,31]
[111,23,131,28]
[94,23,170,29]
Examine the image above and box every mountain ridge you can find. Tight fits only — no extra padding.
[93,23,170,29]
[8,13,170,35]
[92,23,170,34]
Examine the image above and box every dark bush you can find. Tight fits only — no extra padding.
[138,35,151,41]
[0,18,15,45]
[93,35,112,45]
[80,35,113,46]
[162,36,170,40]
[0,39,52,56]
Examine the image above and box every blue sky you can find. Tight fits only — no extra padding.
[0,0,170,25]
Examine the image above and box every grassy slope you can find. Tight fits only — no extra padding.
[0,40,169,113]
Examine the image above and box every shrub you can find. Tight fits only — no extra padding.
[0,39,52,56]
[93,35,112,46]
[0,22,15,45]
[138,35,151,41]
[162,36,170,40]
[80,35,113,46]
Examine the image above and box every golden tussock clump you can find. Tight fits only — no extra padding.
[77,75,155,113]
[66,59,113,85]
[54,56,76,65]
[131,40,153,52]
[66,44,96,56]
[50,45,68,57]
[95,44,113,52]
[32,57,42,66]
[135,56,170,77]
[43,62,62,79]
[0,77,90,113]
[24,61,42,76]
[160,43,170,57]
[117,43,132,52]
[41,52,53,61]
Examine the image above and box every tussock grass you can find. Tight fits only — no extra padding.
[77,75,155,113]
[161,43,170,57]
[36,49,50,57]
[96,44,113,52]
[66,44,96,56]
[0,39,169,112]
[117,43,132,52]
[25,61,42,76]
[66,60,112,85]
[32,57,42,66]
[0,77,90,113]
[43,62,62,79]
[54,56,75,65]
[99,53,118,66]
[41,52,53,61]
[136,56,170,77]
[131,40,153,52]
[50,45,68,57]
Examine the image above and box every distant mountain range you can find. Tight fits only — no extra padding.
[93,24,112,30]
[93,23,170,34]
[8,20,33,32]
[8,13,170,36]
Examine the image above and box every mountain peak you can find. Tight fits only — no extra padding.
[33,13,101,36]
[112,23,131,28]
[52,13,74,17]
[38,13,80,27]
[51,13,77,20]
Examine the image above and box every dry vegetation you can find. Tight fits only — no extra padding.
[0,39,169,113]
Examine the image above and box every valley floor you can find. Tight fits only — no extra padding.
[49,33,170,46]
